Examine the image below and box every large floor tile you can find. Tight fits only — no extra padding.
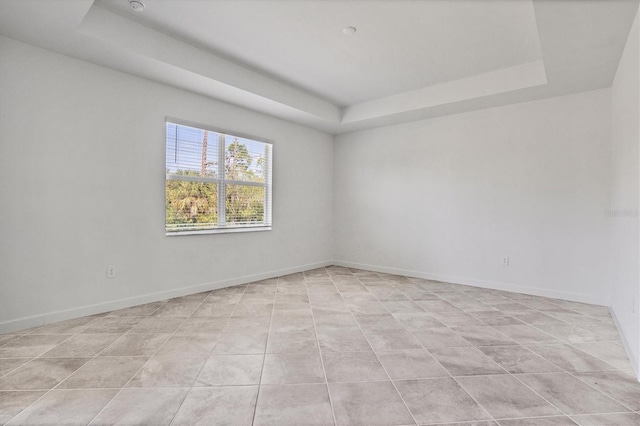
[0,335,22,346]
[533,324,605,344]
[212,332,267,355]
[573,370,640,411]
[377,349,449,380]
[129,317,184,334]
[100,333,170,356]
[80,317,143,334]
[392,312,446,331]
[195,354,263,386]
[510,312,564,325]
[254,383,334,426]
[262,352,324,384]
[317,329,371,352]
[266,331,318,354]
[58,356,147,389]
[41,334,120,358]
[395,377,491,424]
[127,354,207,387]
[224,316,271,333]
[570,412,640,425]
[364,328,422,351]
[313,314,359,330]
[354,314,405,331]
[0,358,29,377]
[89,387,189,425]
[425,422,497,426]
[430,346,506,376]
[0,358,88,390]
[171,386,258,426]
[457,374,560,419]
[490,325,558,345]
[190,303,235,318]
[432,311,486,327]
[329,381,414,426]
[478,345,561,373]
[270,313,315,333]
[527,343,617,373]
[470,311,522,326]
[176,318,228,335]
[0,391,45,424]
[323,351,387,382]
[451,326,517,347]
[155,335,217,356]
[572,341,634,371]
[497,418,578,426]
[0,335,69,358]
[586,322,623,341]
[516,372,630,415]
[412,327,472,349]
[6,389,116,426]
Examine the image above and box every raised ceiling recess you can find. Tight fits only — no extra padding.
[0,0,638,134]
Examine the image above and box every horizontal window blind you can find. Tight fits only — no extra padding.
[165,121,272,234]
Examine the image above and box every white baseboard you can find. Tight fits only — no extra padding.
[610,307,640,381]
[333,260,607,306]
[0,260,333,334]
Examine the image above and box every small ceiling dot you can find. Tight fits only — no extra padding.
[343,26,357,35]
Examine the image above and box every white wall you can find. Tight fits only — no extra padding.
[0,36,334,332]
[334,89,612,305]
[610,9,640,377]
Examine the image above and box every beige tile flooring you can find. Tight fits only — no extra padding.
[0,266,638,425]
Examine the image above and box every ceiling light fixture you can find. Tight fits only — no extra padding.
[129,0,145,12]
[343,26,357,35]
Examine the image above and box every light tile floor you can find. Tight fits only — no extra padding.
[0,266,638,425]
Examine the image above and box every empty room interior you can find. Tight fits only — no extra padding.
[1,0,640,425]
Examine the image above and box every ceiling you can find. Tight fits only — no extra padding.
[0,0,637,134]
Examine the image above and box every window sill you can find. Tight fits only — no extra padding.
[165,226,272,236]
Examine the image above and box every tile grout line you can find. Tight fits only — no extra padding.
[413,279,626,422]
[0,314,111,379]
[420,277,637,419]
[380,274,626,424]
[428,276,639,414]
[0,329,92,380]
[2,302,173,425]
[421,291,584,423]
[248,276,278,426]
[83,295,214,426]
[352,272,498,425]
[330,271,422,425]
[305,269,339,426]
[169,282,252,426]
[520,322,639,413]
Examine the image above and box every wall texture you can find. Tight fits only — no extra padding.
[0,36,334,331]
[334,89,612,305]
[610,9,640,376]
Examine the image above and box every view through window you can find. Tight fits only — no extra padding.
[165,121,272,234]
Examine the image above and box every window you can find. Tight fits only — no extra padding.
[165,121,272,235]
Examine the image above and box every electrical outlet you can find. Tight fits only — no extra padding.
[106,265,116,279]
[502,256,510,267]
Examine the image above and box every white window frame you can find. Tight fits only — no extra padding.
[165,118,273,236]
